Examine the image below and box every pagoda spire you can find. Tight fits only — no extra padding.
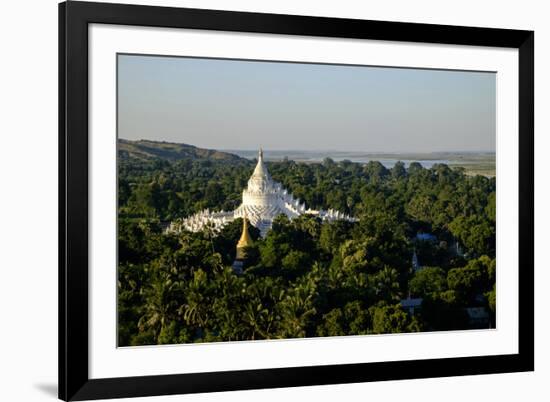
[252,147,269,177]
[412,249,421,272]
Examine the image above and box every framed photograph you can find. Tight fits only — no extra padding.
[59,1,534,400]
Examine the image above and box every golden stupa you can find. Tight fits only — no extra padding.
[236,215,253,260]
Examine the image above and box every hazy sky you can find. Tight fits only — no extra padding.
[118,54,496,153]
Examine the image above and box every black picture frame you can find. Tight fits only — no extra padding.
[59,1,534,400]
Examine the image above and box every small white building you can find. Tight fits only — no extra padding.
[416,232,437,242]
[400,297,423,315]
[465,307,490,328]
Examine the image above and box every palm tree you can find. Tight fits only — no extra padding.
[138,269,179,340]
[374,266,401,302]
[181,269,211,328]
[276,279,317,338]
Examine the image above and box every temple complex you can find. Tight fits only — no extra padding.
[167,149,356,237]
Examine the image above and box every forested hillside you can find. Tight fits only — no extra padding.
[118,144,496,346]
[118,139,243,162]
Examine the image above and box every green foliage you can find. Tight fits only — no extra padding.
[449,215,495,256]
[282,250,311,277]
[117,151,496,345]
[447,256,493,303]
[486,285,496,313]
[316,301,370,337]
[409,267,447,298]
[369,303,410,334]
[373,266,401,303]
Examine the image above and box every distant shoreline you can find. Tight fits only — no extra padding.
[117,139,496,177]
[225,149,496,177]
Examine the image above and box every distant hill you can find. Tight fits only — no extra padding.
[118,139,243,162]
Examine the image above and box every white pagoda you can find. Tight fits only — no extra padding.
[167,149,356,237]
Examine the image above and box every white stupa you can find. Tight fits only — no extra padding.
[167,149,356,237]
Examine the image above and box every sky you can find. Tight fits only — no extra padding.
[117,54,496,153]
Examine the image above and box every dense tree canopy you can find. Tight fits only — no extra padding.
[118,154,496,346]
